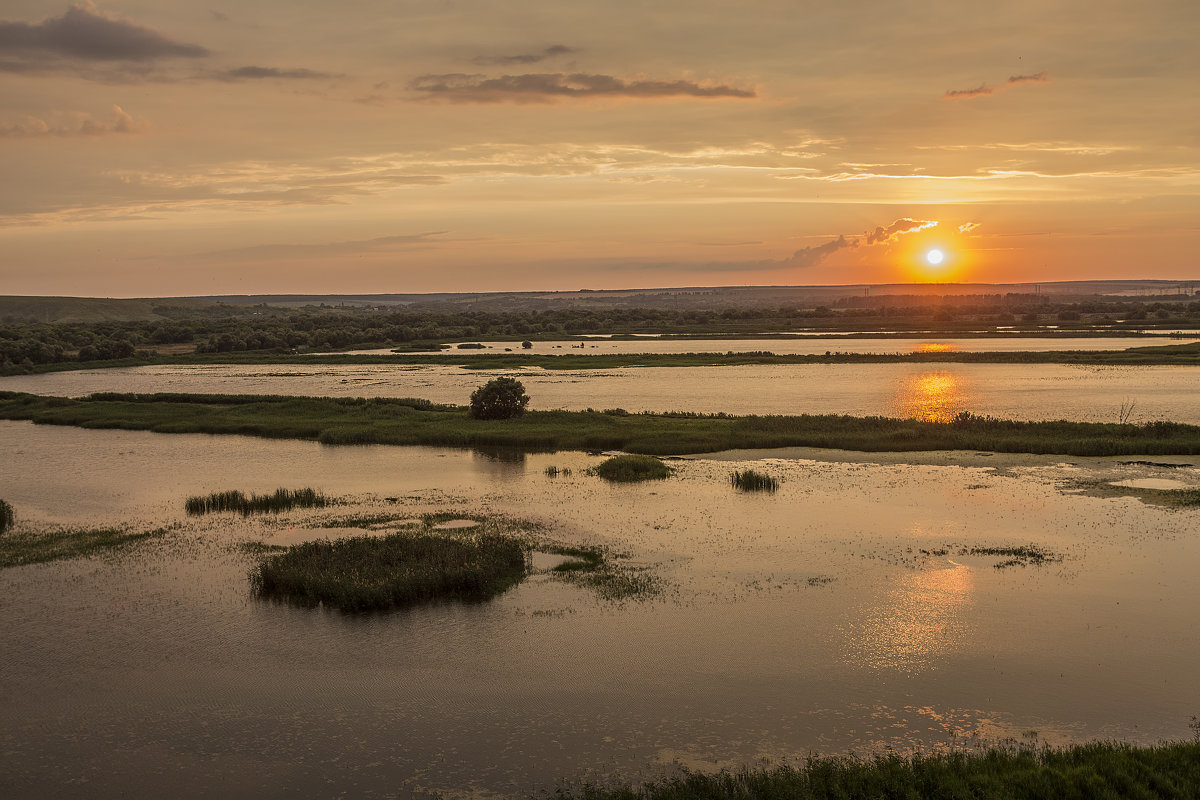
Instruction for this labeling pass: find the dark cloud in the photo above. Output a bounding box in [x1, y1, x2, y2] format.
[781, 235, 856, 268]
[0, 103, 136, 137]
[472, 45, 575, 66]
[0, 2, 209, 65]
[410, 72, 756, 102]
[864, 219, 938, 245]
[1008, 71, 1048, 84]
[215, 66, 338, 81]
[943, 84, 992, 99]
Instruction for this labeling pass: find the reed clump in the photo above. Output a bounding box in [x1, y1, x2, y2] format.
[591, 454, 672, 482]
[251, 531, 527, 612]
[185, 487, 328, 516]
[731, 469, 779, 492]
[0, 499, 13, 534]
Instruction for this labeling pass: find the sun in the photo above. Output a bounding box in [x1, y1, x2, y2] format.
[925, 248, 945, 266]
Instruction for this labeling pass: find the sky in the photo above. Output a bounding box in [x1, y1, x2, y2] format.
[1, 0, 1197, 297]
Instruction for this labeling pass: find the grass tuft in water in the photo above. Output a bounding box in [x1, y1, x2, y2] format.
[0, 499, 13, 534]
[250, 531, 528, 612]
[964, 544, 1061, 569]
[553, 740, 1200, 800]
[0, 525, 172, 568]
[545, 465, 573, 477]
[186, 487, 329, 516]
[731, 469, 780, 492]
[591, 454, 672, 483]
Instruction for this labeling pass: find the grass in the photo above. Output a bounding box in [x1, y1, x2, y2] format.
[591, 454, 673, 482]
[552, 740, 1200, 800]
[731, 469, 780, 492]
[965, 545, 1061, 569]
[185, 487, 329, 516]
[6, 390, 1200, 457]
[251, 530, 528, 612]
[0, 525, 170, 568]
[0, 499, 13, 534]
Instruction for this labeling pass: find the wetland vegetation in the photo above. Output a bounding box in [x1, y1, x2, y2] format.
[591, 454, 674, 482]
[185, 487, 329, 516]
[0, 524, 171, 568]
[730, 469, 780, 492]
[0, 499, 13, 533]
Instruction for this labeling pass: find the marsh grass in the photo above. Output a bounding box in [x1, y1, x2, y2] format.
[0, 525, 171, 568]
[592, 454, 673, 482]
[251, 530, 528, 612]
[186, 487, 329, 516]
[731, 469, 780, 492]
[0, 499, 13, 534]
[554, 740, 1200, 800]
[965, 544, 1061, 569]
[545, 465, 573, 477]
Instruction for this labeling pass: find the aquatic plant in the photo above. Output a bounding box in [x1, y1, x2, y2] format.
[250, 531, 528, 612]
[185, 488, 329, 516]
[730, 469, 779, 492]
[1, 525, 171, 568]
[591, 454, 672, 482]
[544, 465, 573, 477]
[0, 499, 13, 534]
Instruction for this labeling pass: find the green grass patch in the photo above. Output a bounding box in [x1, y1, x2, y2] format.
[591, 454, 673, 482]
[555, 740, 1200, 800]
[731, 469, 780, 492]
[251, 530, 528, 612]
[185, 487, 329, 516]
[0, 525, 170, 568]
[0, 499, 13, 534]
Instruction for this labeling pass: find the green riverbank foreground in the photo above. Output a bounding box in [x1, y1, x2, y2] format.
[4, 391, 1200, 457]
[554, 740, 1200, 800]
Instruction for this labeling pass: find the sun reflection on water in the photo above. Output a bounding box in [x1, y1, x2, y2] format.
[914, 343, 958, 354]
[897, 370, 970, 422]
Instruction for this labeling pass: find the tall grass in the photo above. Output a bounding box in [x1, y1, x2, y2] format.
[554, 740, 1200, 800]
[731, 469, 779, 492]
[185, 487, 328, 516]
[591, 454, 673, 482]
[0, 499, 13, 534]
[251, 531, 528, 612]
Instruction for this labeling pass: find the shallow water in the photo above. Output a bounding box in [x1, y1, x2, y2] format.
[2, 421, 1199, 798]
[3, 361, 1197, 423]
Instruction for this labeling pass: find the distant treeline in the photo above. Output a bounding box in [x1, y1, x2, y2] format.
[3, 299, 1199, 372]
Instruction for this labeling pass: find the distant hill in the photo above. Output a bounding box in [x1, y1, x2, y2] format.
[2, 280, 1195, 323]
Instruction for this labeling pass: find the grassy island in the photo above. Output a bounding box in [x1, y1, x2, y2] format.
[4, 390, 1200, 457]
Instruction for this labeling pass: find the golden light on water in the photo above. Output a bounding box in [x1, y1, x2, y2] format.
[897, 370, 969, 422]
[915, 343, 958, 354]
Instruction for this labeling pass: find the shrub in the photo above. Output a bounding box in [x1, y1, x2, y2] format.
[469, 377, 530, 420]
[591, 454, 672, 482]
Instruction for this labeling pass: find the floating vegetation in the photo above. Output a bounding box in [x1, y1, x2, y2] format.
[251, 531, 528, 612]
[544, 465, 573, 477]
[551, 740, 1200, 800]
[591, 454, 672, 483]
[730, 469, 780, 492]
[0, 525, 171, 568]
[185, 487, 329, 517]
[964, 544, 1061, 569]
[0, 499, 13, 534]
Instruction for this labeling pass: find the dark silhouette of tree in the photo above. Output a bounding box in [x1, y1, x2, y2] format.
[469, 377, 529, 420]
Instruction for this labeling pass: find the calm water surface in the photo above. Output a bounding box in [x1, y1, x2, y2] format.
[3, 362, 1198, 423]
[3, 421, 1199, 798]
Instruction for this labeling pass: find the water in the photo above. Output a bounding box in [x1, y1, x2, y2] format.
[3, 420, 1199, 798]
[3, 361, 1197, 423]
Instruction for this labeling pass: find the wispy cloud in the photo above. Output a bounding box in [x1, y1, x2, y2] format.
[958, 221, 981, 234]
[410, 73, 756, 103]
[1007, 71, 1048, 84]
[864, 218, 938, 244]
[944, 71, 1049, 99]
[471, 45, 575, 66]
[0, 104, 138, 137]
[782, 235, 856, 267]
[195, 231, 452, 261]
[943, 84, 992, 100]
[213, 66, 340, 81]
[0, 2, 208, 73]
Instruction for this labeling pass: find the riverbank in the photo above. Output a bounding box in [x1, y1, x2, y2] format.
[4, 391, 1200, 457]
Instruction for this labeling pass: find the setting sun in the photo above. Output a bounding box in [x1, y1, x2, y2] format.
[925, 249, 945, 266]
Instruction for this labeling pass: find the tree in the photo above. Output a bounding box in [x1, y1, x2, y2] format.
[521, 340, 533, 349]
[469, 377, 530, 420]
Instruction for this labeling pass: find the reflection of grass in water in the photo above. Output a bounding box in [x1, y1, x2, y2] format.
[558, 740, 1200, 800]
[0, 525, 172, 568]
[186, 488, 329, 516]
[731, 469, 779, 492]
[591, 454, 672, 482]
[0, 499, 13, 534]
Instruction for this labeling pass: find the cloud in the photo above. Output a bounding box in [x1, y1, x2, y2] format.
[1007, 71, 1048, 84]
[471, 45, 575, 66]
[864, 218, 938, 244]
[782, 235, 856, 268]
[195, 231, 451, 261]
[943, 84, 992, 99]
[0, 2, 209, 68]
[0, 104, 138, 137]
[409, 72, 756, 103]
[958, 221, 981, 234]
[214, 66, 339, 81]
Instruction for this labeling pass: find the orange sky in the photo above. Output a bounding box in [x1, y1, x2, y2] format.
[1, 1, 1197, 296]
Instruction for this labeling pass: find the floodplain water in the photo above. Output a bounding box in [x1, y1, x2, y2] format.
[4, 360, 1198, 422]
[3, 420, 1200, 798]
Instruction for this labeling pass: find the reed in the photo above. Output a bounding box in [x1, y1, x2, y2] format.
[0, 499, 13, 534]
[185, 487, 328, 516]
[730, 469, 779, 492]
[591, 454, 672, 482]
